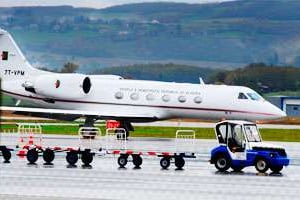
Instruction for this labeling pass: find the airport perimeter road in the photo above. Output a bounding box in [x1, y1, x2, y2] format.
[1, 136, 300, 200]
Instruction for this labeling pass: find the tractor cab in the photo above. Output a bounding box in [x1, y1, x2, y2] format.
[215, 121, 250, 153]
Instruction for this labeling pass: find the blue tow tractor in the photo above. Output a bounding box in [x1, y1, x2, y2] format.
[210, 120, 290, 173]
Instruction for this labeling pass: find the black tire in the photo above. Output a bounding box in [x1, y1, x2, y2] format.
[83, 136, 95, 139]
[125, 129, 129, 139]
[118, 155, 128, 168]
[43, 148, 55, 164]
[66, 151, 78, 165]
[132, 155, 143, 168]
[214, 154, 231, 172]
[231, 166, 244, 172]
[270, 165, 283, 173]
[2, 149, 11, 163]
[27, 149, 39, 164]
[255, 157, 269, 173]
[81, 151, 93, 166]
[175, 156, 185, 169]
[160, 157, 171, 169]
[116, 130, 126, 140]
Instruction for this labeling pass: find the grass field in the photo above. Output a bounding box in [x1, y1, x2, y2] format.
[1, 124, 300, 142]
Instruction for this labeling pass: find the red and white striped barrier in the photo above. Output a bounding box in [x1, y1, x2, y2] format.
[109, 149, 175, 157]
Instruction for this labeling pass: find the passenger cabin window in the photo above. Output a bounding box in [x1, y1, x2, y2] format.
[115, 92, 124, 100]
[162, 95, 170, 102]
[146, 93, 155, 101]
[130, 93, 139, 101]
[238, 93, 248, 100]
[178, 96, 187, 103]
[194, 96, 202, 104]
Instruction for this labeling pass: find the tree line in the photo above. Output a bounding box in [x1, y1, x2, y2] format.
[209, 63, 300, 93]
[41, 62, 300, 94]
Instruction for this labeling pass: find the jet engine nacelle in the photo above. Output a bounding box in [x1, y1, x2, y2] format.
[33, 74, 91, 99]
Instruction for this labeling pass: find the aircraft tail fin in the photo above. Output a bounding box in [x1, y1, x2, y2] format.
[0, 28, 43, 80]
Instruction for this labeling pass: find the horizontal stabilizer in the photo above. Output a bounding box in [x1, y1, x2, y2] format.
[0, 28, 6, 35]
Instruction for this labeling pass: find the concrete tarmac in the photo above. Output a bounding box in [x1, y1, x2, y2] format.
[0, 135, 300, 200]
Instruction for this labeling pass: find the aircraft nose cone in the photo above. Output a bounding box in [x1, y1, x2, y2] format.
[277, 109, 287, 118]
[270, 103, 287, 119]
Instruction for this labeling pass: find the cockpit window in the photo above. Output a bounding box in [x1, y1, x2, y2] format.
[247, 93, 261, 101]
[238, 93, 248, 99]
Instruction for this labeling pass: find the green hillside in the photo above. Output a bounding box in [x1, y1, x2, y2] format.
[93, 63, 218, 83]
[1, 1, 300, 71]
[210, 63, 300, 93]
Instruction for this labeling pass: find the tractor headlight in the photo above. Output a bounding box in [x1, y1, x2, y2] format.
[269, 153, 276, 158]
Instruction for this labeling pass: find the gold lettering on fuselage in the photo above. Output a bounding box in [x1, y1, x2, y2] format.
[119, 87, 200, 95]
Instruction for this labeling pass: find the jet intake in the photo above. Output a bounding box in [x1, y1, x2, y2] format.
[33, 74, 91, 99]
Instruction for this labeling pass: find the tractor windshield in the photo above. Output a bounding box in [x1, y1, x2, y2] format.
[244, 125, 261, 142]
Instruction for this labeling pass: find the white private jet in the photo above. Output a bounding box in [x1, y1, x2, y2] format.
[0, 28, 286, 136]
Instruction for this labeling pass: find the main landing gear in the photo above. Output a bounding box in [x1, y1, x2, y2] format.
[80, 118, 133, 139]
[117, 121, 133, 139]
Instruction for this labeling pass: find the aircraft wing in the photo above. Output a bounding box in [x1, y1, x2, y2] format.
[0, 106, 159, 122]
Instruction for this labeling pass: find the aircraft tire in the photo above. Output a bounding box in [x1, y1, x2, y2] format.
[27, 149, 39, 164]
[125, 128, 129, 139]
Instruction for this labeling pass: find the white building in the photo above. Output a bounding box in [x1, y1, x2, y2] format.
[268, 96, 300, 117]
